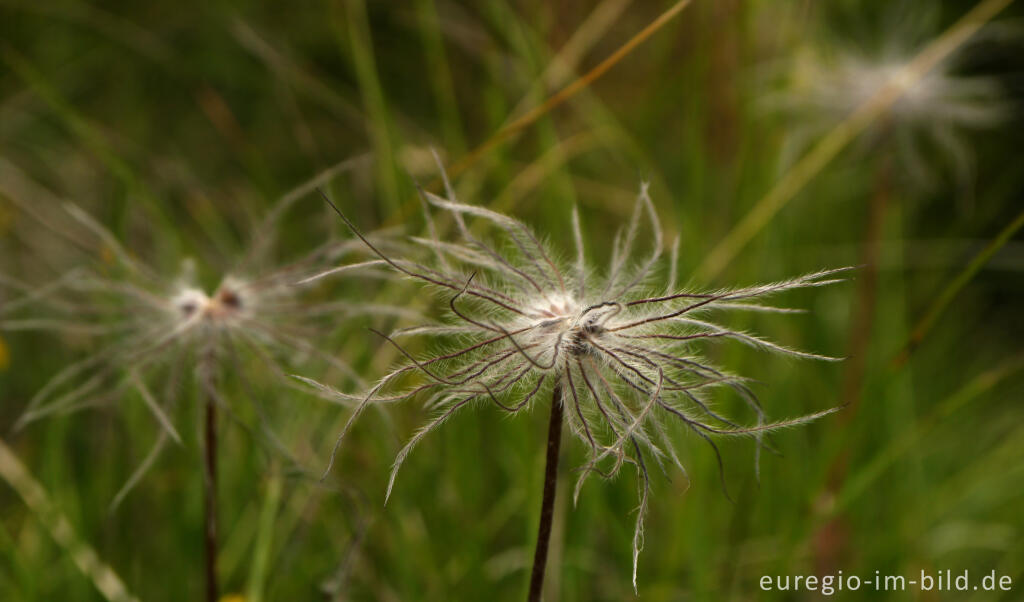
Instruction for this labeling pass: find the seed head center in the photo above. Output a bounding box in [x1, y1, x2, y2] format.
[172, 279, 248, 325]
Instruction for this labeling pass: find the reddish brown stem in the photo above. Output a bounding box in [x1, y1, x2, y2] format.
[527, 384, 564, 602]
[203, 371, 218, 602]
[838, 160, 890, 416]
[814, 157, 890, 576]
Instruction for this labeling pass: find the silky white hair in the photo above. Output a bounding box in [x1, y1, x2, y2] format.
[305, 163, 850, 591]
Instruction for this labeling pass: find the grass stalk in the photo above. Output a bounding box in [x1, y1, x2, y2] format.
[341, 0, 402, 213]
[0, 47, 179, 248]
[414, 0, 466, 154]
[245, 469, 283, 602]
[447, 0, 692, 181]
[384, 0, 693, 228]
[892, 206, 1024, 367]
[0, 438, 139, 602]
[837, 353, 1024, 514]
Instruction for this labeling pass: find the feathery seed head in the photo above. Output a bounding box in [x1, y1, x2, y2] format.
[313, 166, 851, 591]
[769, 22, 1008, 198]
[2, 194, 378, 508]
[788, 51, 1006, 130]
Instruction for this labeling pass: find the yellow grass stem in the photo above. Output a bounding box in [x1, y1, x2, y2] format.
[385, 0, 693, 227]
[0, 438, 139, 602]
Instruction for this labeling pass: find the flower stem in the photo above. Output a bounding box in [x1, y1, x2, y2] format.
[202, 353, 219, 602]
[528, 384, 563, 602]
[839, 155, 890, 415]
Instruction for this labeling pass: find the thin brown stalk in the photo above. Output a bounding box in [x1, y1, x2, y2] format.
[814, 155, 891, 574]
[839, 157, 890, 414]
[528, 384, 564, 602]
[202, 349, 219, 602]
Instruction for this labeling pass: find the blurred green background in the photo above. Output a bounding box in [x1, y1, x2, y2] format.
[1, 0, 1022, 600]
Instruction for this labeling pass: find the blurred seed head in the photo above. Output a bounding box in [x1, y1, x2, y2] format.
[1, 179, 393, 508]
[789, 50, 1006, 128]
[766, 11, 1010, 201]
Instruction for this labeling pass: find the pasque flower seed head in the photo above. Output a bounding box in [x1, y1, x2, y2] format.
[306, 165, 851, 589]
